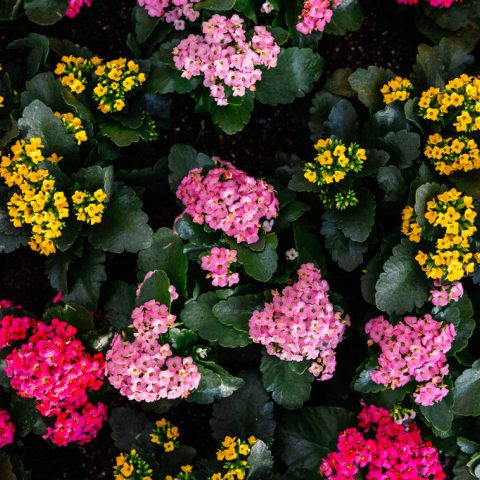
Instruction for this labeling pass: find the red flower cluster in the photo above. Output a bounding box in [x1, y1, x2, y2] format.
[0, 313, 34, 349]
[320, 404, 445, 479]
[0, 408, 15, 447]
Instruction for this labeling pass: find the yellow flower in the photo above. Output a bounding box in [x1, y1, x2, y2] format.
[164, 441, 175, 452]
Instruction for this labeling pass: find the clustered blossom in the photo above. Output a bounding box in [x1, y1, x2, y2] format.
[106, 296, 200, 402]
[296, 0, 341, 35]
[249, 263, 349, 381]
[0, 408, 15, 448]
[396, 0, 459, 8]
[431, 280, 464, 307]
[0, 312, 34, 349]
[114, 449, 154, 480]
[4, 318, 106, 446]
[380, 76, 413, 104]
[137, 0, 201, 30]
[66, 0, 93, 18]
[176, 160, 279, 244]
[201, 247, 239, 287]
[172, 14, 280, 106]
[150, 418, 180, 452]
[53, 111, 88, 145]
[365, 314, 456, 406]
[320, 403, 446, 479]
[210, 436, 258, 480]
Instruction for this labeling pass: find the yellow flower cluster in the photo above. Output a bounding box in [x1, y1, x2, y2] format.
[149, 418, 180, 453]
[71, 189, 107, 225]
[54, 55, 99, 94]
[54, 55, 146, 114]
[0, 64, 4, 108]
[210, 436, 257, 480]
[165, 465, 193, 480]
[380, 76, 413, 105]
[92, 58, 146, 114]
[113, 450, 153, 480]
[401, 206, 422, 243]
[411, 188, 479, 281]
[54, 112, 88, 145]
[304, 138, 367, 210]
[424, 133, 480, 175]
[0, 138, 68, 256]
[418, 74, 480, 132]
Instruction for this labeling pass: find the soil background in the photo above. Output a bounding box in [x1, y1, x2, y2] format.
[0, 0, 438, 478]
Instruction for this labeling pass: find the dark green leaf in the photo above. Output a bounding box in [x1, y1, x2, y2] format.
[135, 269, 172, 307]
[324, 0, 363, 36]
[323, 99, 358, 143]
[210, 94, 254, 135]
[246, 440, 274, 480]
[24, 0, 68, 25]
[212, 295, 262, 332]
[454, 360, 480, 416]
[101, 280, 136, 330]
[348, 66, 394, 111]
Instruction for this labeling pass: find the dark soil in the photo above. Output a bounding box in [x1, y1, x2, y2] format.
[0, 0, 427, 478]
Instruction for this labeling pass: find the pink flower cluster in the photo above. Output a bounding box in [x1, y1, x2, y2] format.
[0, 299, 15, 309]
[5, 318, 106, 446]
[320, 403, 446, 479]
[365, 314, 456, 406]
[201, 247, 239, 287]
[137, 0, 200, 30]
[0, 408, 15, 448]
[66, 0, 93, 18]
[296, 0, 340, 35]
[396, 0, 459, 7]
[431, 280, 464, 307]
[106, 299, 201, 402]
[249, 263, 348, 381]
[0, 313, 34, 349]
[176, 160, 279, 244]
[172, 14, 280, 105]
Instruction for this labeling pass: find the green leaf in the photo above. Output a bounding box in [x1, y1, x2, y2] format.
[454, 360, 480, 416]
[323, 0, 363, 36]
[375, 239, 429, 314]
[246, 440, 274, 480]
[137, 227, 188, 296]
[308, 91, 342, 141]
[99, 121, 143, 147]
[195, 0, 236, 10]
[323, 99, 358, 143]
[10, 394, 42, 437]
[321, 211, 368, 272]
[292, 221, 326, 272]
[276, 406, 354, 479]
[135, 269, 172, 307]
[209, 94, 254, 135]
[18, 99, 79, 166]
[101, 280, 136, 330]
[146, 56, 200, 95]
[361, 251, 389, 305]
[454, 456, 477, 480]
[174, 215, 215, 246]
[168, 144, 213, 192]
[63, 247, 106, 309]
[88, 183, 153, 254]
[377, 165, 408, 203]
[324, 68, 356, 97]
[187, 363, 244, 404]
[56, 302, 95, 331]
[210, 372, 275, 442]
[212, 294, 263, 332]
[234, 233, 278, 282]
[24, 0, 68, 25]
[379, 130, 420, 169]
[329, 188, 375, 242]
[260, 353, 312, 409]
[8, 33, 50, 80]
[168, 328, 198, 354]
[180, 292, 251, 347]
[420, 396, 454, 433]
[276, 201, 311, 231]
[133, 5, 160, 43]
[0, 0, 22, 21]
[0, 192, 29, 253]
[348, 66, 394, 112]
[256, 48, 324, 106]
[353, 367, 385, 394]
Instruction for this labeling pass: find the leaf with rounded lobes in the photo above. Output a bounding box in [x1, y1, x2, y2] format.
[24, 0, 68, 25]
[453, 456, 477, 480]
[146, 57, 200, 95]
[174, 215, 215, 246]
[101, 280, 136, 331]
[379, 130, 420, 169]
[420, 394, 454, 433]
[45, 302, 94, 331]
[246, 440, 274, 480]
[99, 121, 143, 147]
[133, 5, 160, 43]
[361, 251, 389, 305]
[375, 239, 430, 314]
[377, 165, 408, 203]
[212, 295, 263, 332]
[308, 90, 342, 141]
[209, 94, 254, 135]
[195, 0, 235, 10]
[180, 292, 251, 347]
[256, 48, 324, 106]
[88, 183, 153, 254]
[18, 99, 79, 167]
[324, 68, 356, 97]
[348, 66, 394, 112]
[0, 0, 22, 21]
[266, 27, 290, 45]
[63, 247, 107, 309]
[135, 269, 171, 308]
[454, 360, 480, 416]
[210, 372, 275, 442]
[137, 227, 188, 296]
[292, 221, 326, 272]
[10, 394, 42, 438]
[186, 363, 244, 404]
[260, 353, 312, 410]
[276, 406, 355, 479]
[324, 0, 363, 35]
[168, 328, 198, 354]
[323, 99, 358, 143]
[288, 172, 317, 192]
[234, 233, 278, 282]
[8, 33, 49, 80]
[321, 212, 368, 272]
[0, 191, 29, 253]
[276, 200, 311, 231]
[353, 367, 385, 394]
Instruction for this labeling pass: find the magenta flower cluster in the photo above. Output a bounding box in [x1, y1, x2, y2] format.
[249, 263, 348, 381]
[66, 0, 93, 18]
[431, 280, 464, 307]
[0, 408, 15, 448]
[4, 318, 106, 446]
[296, 0, 341, 35]
[396, 0, 459, 7]
[172, 14, 280, 105]
[320, 403, 446, 479]
[365, 314, 456, 406]
[0, 313, 34, 349]
[137, 0, 200, 30]
[176, 160, 279, 244]
[201, 247, 239, 287]
[106, 298, 201, 402]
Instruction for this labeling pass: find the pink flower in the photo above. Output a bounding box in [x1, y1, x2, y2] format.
[0, 409, 15, 447]
[296, 0, 341, 35]
[52, 292, 63, 304]
[249, 263, 349, 381]
[431, 280, 464, 307]
[201, 247, 239, 287]
[65, 0, 93, 18]
[138, 0, 201, 29]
